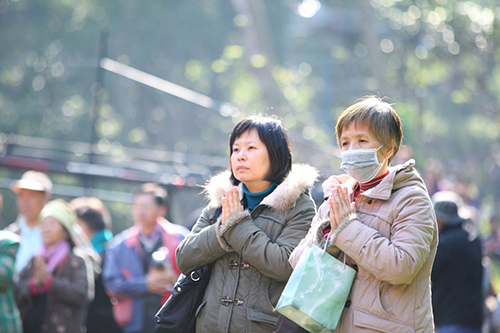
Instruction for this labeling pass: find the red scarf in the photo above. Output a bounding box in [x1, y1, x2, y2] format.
[353, 171, 389, 201]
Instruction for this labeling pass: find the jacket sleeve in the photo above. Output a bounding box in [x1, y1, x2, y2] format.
[288, 201, 328, 268]
[102, 245, 147, 296]
[333, 188, 436, 285]
[223, 193, 316, 282]
[289, 200, 341, 268]
[49, 253, 94, 306]
[0, 242, 19, 291]
[175, 207, 228, 274]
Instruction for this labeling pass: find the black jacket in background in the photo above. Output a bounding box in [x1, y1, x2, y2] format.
[87, 253, 122, 333]
[431, 223, 483, 329]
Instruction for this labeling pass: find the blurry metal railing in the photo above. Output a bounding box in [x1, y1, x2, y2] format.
[0, 133, 227, 189]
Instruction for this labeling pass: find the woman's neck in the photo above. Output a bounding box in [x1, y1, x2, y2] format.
[243, 180, 272, 193]
[370, 162, 389, 181]
[242, 182, 277, 212]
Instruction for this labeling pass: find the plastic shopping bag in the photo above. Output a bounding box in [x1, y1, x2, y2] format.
[275, 243, 356, 333]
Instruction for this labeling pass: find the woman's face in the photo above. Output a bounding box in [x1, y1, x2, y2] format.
[41, 216, 68, 247]
[231, 129, 271, 191]
[340, 121, 392, 165]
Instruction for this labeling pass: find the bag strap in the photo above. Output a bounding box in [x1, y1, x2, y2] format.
[322, 231, 348, 270]
[322, 232, 331, 254]
[209, 207, 222, 226]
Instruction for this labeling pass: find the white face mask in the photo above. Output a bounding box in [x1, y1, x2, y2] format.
[340, 146, 384, 183]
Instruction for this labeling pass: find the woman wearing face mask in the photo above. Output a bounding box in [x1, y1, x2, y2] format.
[286, 96, 438, 333]
[176, 116, 318, 332]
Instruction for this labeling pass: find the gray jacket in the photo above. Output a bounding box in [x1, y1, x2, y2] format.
[176, 164, 318, 333]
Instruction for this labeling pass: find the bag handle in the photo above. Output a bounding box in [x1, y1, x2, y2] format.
[322, 231, 348, 271]
[322, 231, 331, 254]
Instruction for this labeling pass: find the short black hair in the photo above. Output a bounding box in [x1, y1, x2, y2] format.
[134, 183, 168, 207]
[76, 206, 107, 232]
[229, 116, 292, 185]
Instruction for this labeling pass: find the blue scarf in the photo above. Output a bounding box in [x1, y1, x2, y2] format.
[91, 229, 113, 255]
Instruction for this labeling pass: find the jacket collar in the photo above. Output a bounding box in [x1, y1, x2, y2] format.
[204, 164, 318, 214]
[348, 159, 423, 201]
[124, 220, 178, 249]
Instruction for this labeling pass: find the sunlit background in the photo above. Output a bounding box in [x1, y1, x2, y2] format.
[1, 0, 499, 236]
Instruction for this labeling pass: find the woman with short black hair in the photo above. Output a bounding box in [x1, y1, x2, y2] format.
[176, 115, 318, 332]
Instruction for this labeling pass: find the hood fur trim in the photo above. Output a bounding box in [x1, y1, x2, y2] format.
[203, 164, 319, 213]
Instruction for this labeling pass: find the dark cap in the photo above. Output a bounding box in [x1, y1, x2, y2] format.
[432, 191, 466, 226]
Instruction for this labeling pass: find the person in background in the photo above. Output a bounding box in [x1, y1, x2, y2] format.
[0, 230, 22, 333]
[140, 183, 190, 237]
[482, 215, 500, 260]
[70, 196, 109, 279]
[431, 191, 483, 333]
[71, 196, 113, 232]
[75, 205, 114, 256]
[15, 199, 94, 333]
[287, 96, 437, 332]
[0, 193, 9, 228]
[103, 185, 184, 333]
[76, 204, 122, 333]
[6, 171, 52, 276]
[176, 116, 318, 332]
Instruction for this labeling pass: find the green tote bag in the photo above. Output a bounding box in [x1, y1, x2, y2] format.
[275, 242, 356, 333]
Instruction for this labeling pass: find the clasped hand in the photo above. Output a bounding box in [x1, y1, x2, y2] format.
[328, 185, 356, 231]
[221, 187, 243, 226]
[33, 256, 51, 286]
[146, 268, 178, 295]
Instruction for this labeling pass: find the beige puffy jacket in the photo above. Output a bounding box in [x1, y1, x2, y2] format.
[290, 160, 438, 333]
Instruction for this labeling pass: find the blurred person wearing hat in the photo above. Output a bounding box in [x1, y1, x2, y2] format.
[15, 199, 94, 333]
[431, 191, 483, 333]
[103, 184, 185, 333]
[5, 171, 52, 276]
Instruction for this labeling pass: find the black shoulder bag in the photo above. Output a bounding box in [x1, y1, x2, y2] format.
[155, 207, 221, 333]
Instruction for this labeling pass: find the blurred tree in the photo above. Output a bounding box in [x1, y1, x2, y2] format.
[1, 0, 500, 224]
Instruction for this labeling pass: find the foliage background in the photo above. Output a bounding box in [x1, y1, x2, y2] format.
[1, 0, 500, 231]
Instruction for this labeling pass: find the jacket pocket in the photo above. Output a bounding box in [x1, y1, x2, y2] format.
[195, 300, 207, 317]
[247, 307, 278, 325]
[377, 281, 395, 316]
[353, 309, 414, 333]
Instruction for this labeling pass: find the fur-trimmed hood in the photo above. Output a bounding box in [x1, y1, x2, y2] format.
[203, 164, 319, 214]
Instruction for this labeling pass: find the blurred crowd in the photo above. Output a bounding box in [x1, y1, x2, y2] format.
[1, 166, 499, 333]
[0, 170, 188, 333]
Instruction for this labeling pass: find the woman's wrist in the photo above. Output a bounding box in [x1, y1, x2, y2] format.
[331, 213, 357, 244]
